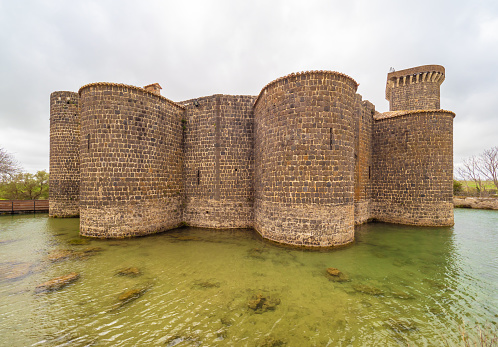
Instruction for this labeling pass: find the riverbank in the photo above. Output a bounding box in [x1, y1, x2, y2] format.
[454, 196, 498, 210]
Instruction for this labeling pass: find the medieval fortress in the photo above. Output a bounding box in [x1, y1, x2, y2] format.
[49, 64, 454, 247]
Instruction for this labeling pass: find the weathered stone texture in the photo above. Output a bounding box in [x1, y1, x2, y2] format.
[372, 111, 454, 226]
[254, 71, 358, 247]
[353, 95, 375, 225]
[49, 91, 80, 217]
[182, 95, 256, 228]
[386, 65, 445, 111]
[49, 64, 455, 246]
[78, 83, 184, 237]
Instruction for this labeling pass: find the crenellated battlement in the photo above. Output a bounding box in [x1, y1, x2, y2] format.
[385, 65, 445, 111]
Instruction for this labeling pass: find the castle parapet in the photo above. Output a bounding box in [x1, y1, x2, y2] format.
[385, 65, 445, 111]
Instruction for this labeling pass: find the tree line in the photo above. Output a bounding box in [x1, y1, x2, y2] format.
[455, 146, 498, 196]
[0, 147, 49, 200]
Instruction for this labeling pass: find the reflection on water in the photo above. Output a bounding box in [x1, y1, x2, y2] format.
[0, 209, 496, 346]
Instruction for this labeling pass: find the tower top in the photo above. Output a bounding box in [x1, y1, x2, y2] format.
[385, 65, 446, 111]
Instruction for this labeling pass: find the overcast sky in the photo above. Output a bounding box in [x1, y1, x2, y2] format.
[0, 0, 497, 173]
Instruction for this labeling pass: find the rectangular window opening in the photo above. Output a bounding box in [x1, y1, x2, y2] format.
[329, 128, 333, 149]
[368, 166, 371, 179]
[197, 170, 200, 185]
[87, 134, 90, 151]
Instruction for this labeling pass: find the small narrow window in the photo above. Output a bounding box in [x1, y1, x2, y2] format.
[197, 170, 200, 185]
[87, 134, 90, 151]
[329, 128, 333, 149]
[368, 166, 371, 179]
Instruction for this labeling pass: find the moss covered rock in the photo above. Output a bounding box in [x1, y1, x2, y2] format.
[35, 272, 80, 293]
[248, 293, 280, 313]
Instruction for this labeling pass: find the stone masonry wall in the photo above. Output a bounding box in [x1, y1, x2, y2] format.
[78, 83, 185, 237]
[254, 71, 358, 247]
[372, 110, 455, 226]
[49, 91, 80, 217]
[181, 95, 256, 228]
[353, 95, 375, 225]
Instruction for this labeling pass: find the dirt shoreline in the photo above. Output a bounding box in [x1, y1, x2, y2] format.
[453, 196, 498, 210]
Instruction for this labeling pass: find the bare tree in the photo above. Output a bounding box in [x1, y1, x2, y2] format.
[456, 156, 487, 196]
[0, 147, 21, 181]
[477, 146, 498, 190]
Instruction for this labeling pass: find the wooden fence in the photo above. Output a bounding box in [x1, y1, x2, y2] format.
[0, 200, 49, 214]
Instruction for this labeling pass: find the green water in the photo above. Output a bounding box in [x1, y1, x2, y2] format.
[0, 209, 496, 346]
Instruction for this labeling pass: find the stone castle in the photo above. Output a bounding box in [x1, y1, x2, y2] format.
[49, 64, 454, 247]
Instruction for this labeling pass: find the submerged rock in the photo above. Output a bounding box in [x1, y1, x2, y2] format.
[248, 293, 280, 313]
[352, 283, 384, 296]
[192, 280, 220, 289]
[0, 262, 33, 280]
[116, 267, 141, 277]
[385, 318, 417, 332]
[47, 249, 76, 262]
[47, 248, 100, 262]
[82, 247, 104, 254]
[258, 336, 286, 346]
[110, 284, 152, 311]
[326, 267, 341, 276]
[35, 272, 80, 293]
[325, 267, 350, 282]
[67, 238, 90, 246]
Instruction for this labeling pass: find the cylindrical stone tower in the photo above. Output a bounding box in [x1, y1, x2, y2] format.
[385, 65, 445, 111]
[49, 91, 80, 217]
[254, 71, 358, 247]
[78, 83, 185, 237]
[372, 110, 455, 226]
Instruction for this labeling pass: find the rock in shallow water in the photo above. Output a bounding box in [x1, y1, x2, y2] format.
[325, 267, 350, 282]
[248, 293, 280, 313]
[385, 318, 417, 332]
[35, 272, 80, 293]
[116, 267, 141, 277]
[0, 262, 35, 280]
[110, 284, 152, 311]
[352, 283, 384, 296]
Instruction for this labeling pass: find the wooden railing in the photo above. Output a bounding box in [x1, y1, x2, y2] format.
[0, 200, 49, 214]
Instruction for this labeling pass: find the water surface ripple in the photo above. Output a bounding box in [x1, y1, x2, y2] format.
[0, 209, 496, 346]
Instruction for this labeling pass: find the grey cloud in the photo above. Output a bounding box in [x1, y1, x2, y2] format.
[0, 0, 497, 172]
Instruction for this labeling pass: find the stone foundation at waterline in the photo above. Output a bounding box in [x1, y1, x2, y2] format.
[49, 64, 455, 247]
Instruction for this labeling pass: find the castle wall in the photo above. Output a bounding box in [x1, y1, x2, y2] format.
[78, 83, 184, 237]
[353, 95, 374, 225]
[49, 91, 80, 217]
[254, 71, 358, 247]
[181, 95, 256, 228]
[386, 65, 445, 111]
[371, 110, 455, 226]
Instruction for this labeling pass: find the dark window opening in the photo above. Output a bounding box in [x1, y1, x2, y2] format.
[197, 170, 200, 185]
[368, 166, 371, 179]
[87, 134, 90, 151]
[234, 168, 237, 172]
[329, 128, 333, 149]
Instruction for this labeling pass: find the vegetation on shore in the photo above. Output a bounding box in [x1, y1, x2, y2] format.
[0, 146, 49, 200]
